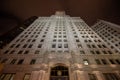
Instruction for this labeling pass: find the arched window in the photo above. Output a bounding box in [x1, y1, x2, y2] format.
[50, 66, 69, 80]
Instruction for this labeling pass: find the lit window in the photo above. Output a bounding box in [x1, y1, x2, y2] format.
[83, 59, 89, 65]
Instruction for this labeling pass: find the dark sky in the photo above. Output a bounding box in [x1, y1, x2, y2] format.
[0, 0, 120, 35]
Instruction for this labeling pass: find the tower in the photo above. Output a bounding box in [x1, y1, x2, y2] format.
[0, 12, 120, 80]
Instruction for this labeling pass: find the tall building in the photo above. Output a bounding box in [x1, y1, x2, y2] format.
[0, 11, 120, 80]
[92, 20, 120, 54]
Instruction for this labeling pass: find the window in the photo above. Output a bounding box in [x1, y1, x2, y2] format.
[95, 59, 101, 64]
[30, 59, 36, 65]
[83, 59, 89, 65]
[18, 50, 23, 54]
[53, 39, 56, 42]
[10, 59, 17, 64]
[24, 50, 29, 54]
[40, 39, 44, 42]
[90, 51, 95, 54]
[28, 44, 33, 48]
[38, 44, 42, 48]
[24, 74, 31, 80]
[96, 51, 100, 54]
[4, 50, 9, 54]
[1, 59, 8, 63]
[115, 59, 120, 64]
[35, 50, 40, 54]
[17, 59, 24, 65]
[108, 51, 113, 54]
[16, 44, 20, 48]
[64, 44, 68, 48]
[0, 73, 15, 80]
[10, 44, 15, 48]
[23, 44, 28, 48]
[88, 73, 98, 80]
[103, 73, 120, 80]
[101, 59, 108, 65]
[52, 44, 56, 48]
[9, 50, 15, 54]
[76, 39, 80, 42]
[109, 59, 115, 64]
[78, 44, 82, 48]
[80, 51, 85, 54]
[58, 44, 62, 48]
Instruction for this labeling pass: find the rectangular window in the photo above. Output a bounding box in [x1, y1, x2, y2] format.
[78, 44, 82, 48]
[30, 59, 36, 65]
[80, 51, 85, 54]
[17, 59, 24, 65]
[28, 44, 33, 48]
[83, 59, 89, 65]
[9, 50, 15, 54]
[115, 59, 120, 64]
[101, 59, 108, 65]
[58, 44, 62, 48]
[40, 39, 44, 42]
[88, 73, 98, 80]
[109, 59, 115, 64]
[16, 44, 20, 48]
[38, 44, 42, 48]
[23, 44, 28, 48]
[0, 73, 15, 80]
[103, 73, 120, 80]
[95, 59, 101, 64]
[35, 50, 40, 54]
[18, 50, 23, 54]
[24, 74, 31, 80]
[10, 59, 17, 64]
[64, 44, 68, 48]
[52, 44, 56, 48]
[24, 50, 29, 54]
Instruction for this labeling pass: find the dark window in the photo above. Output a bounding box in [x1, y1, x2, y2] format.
[95, 59, 101, 64]
[52, 44, 56, 48]
[64, 44, 68, 48]
[18, 50, 23, 54]
[38, 44, 42, 48]
[10, 59, 17, 64]
[109, 59, 115, 64]
[30, 59, 36, 65]
[40, 39, 44, 42]
[80, 50, 85, 54]
[17, 59, 24, 64]
[58, 44, 62, 48]
[1, 59, 8, 63]
[24, 50, 29, 54]
[103, 73, 120, 80]
[35, 50, 40, 54]
[28, 44, 33, 48]
[88, 73, 98, 80]
[101, 59, 108, 65]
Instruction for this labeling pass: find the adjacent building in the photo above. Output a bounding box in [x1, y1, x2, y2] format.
[0, 12, 120, 80]
[92, 20, 120, 54]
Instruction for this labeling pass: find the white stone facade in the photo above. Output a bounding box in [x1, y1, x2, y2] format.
[0, 12, 120, 80]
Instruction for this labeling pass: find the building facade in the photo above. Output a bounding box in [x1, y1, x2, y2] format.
[0, 12, 120, 80]
[92, 20, 120, 54]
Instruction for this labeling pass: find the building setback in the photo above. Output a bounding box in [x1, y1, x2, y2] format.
[0, 11, 120, 80]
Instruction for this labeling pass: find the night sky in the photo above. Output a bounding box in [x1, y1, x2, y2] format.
[0, 0, 120, 35]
